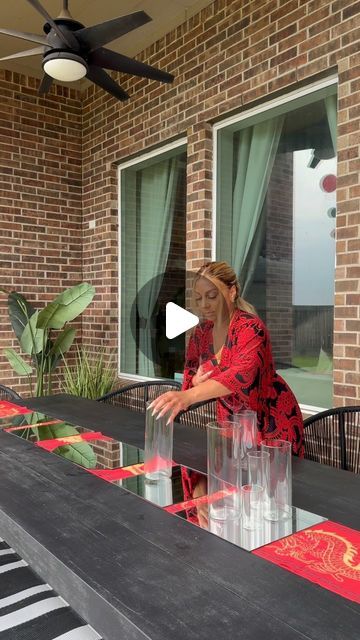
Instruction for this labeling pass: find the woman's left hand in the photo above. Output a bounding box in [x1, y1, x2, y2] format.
[149, 391, 191, 425]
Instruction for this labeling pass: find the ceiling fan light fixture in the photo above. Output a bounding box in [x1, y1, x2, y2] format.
[43, 51, 87, 81]
[1, 2, 173, 100]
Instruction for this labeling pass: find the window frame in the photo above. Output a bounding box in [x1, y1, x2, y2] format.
[212, 75, 338, 414]
[117, 138, 187, 381]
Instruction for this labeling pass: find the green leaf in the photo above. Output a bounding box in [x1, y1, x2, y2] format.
[35, 301, 62, 331]
[61, 346, 117, 399]
[7, 292, 36, 343]
[51, 327, 76, 357]
[35, 422, 97, 469]
[36, 421, 79, 441]
[1, 413, 35, 440]
[20, 311, 45, 355]
[56, 443, 97, 469]
[4, 348, 32, 375]
[37, 283, 95, 330]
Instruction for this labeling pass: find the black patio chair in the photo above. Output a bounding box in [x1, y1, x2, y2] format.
[97, 380, 181, 412]
[303, 406, 360, 473]
[0, 383, 22, 403]
[177, 398, 217, 430]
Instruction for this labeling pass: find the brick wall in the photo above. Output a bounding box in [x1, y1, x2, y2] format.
[80, 0, 360, 405]
[0, 71, 82, 395]
[333, 54, 360, 405]
[1, 0, 360, 405]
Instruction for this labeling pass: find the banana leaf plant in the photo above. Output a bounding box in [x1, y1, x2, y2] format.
[1, 283, 95, 397]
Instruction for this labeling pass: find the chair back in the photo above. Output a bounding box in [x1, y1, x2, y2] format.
[0, 384, 22, 403]
[97, 380, 181, 412]
[177, 399, 217, 430]
[303, 406, 360, 473]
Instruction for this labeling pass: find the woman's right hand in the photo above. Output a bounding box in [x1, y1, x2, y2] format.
[192, 364, 213, 387]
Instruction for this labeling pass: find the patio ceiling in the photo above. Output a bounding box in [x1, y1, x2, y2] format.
[0, 0, 213, 80]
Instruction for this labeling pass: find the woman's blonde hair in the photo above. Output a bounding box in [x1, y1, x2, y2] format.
[194, 261, 256, 315]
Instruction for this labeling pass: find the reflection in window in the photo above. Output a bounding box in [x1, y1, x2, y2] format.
[216, 86, 337, 408]
[120, 145, 186, 378]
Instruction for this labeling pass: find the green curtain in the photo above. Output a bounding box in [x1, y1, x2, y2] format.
[231, 116, 284, 282]
[325, 94, 337, 154]
[137, 158, 180, 377]
[241, 211, 266, 296]
[121, 171, 138, 374]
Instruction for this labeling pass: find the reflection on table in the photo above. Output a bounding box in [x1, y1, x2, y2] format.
[3, 409, 326, 553]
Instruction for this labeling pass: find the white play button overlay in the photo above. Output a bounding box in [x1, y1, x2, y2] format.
[166, 302, 199, 339]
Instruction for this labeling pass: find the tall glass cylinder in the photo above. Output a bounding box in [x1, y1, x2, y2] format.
[207, 422, 242, 521]
[221, 420, 244, 475]
[209, 513, 240, 545]
[144, 402, 173, 481]
[261, 439, 292, 521]
[144, 477, 173, 507]
[231, 409, 258, 462]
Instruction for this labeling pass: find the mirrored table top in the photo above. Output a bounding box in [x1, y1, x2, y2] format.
[3, 410, 327, 553]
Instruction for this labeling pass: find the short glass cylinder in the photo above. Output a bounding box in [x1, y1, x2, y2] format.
[207, 421, 242, 521]
[144, 401, 174, 481]
[240, 484, 264, 530]
[247, 450, 270, 488]
[260, 440, 292, 521]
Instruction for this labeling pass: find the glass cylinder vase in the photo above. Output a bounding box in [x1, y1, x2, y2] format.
[144, 477, 173, 507]
[261, 439, 292, 521]
[230, 409, 258, 466]
[207, 421, 242, 521]
[240, 484, 264, 530]
[247, 450, 270, 488]
[144, 401, 174, 481]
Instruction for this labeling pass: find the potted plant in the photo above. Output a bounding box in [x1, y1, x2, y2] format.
[62, 345, 117, 399]
[1, 283, 97, 467]
[2, 282, 95, 396]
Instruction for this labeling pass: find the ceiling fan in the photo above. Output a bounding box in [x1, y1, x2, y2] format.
[0, 0, 174, 101]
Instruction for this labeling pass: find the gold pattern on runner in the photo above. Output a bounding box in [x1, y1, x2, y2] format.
[273, 528, 360, 582]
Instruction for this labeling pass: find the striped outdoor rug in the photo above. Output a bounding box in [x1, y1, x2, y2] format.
[0, 539, 101, 640]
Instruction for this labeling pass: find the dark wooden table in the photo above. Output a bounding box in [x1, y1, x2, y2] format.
[0, 394, 358, 640]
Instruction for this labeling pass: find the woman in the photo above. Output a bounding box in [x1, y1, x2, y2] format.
[150, 261, 304, 519]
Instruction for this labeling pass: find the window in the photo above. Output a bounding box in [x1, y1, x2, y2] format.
[215, 82, 337, 409]
[119, 142, 187, 379]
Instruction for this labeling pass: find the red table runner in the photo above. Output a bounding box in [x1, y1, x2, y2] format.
[0, 401, 31, 418]
[253, 520, 360, 604]
[165, 488, 236, 514]
[35, 432, 113, 451]
[90, 458, 176, 481]
[5, 420, 62, 431]
[89, 463, 146, 481]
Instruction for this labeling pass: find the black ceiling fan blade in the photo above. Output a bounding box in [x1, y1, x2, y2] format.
[0, 28, 47, 46]
[26, 0, 79, 50]
[76, 11, 152, 52]
[0, 46, 45, 61]
[38, 73, 53, 95]
[87, 65, 129, 101]
[90, 48, 174, 84]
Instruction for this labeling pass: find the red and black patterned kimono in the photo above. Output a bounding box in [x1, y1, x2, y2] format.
[181, 309, 304, 503]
